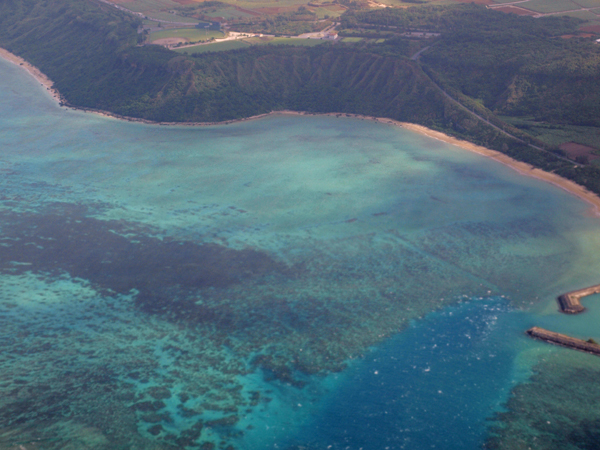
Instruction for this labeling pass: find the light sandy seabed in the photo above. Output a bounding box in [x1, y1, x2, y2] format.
[0, 47, 64, 103]
[2, 46, 599, 217]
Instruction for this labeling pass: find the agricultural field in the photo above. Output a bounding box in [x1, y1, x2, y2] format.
[254, 36, 333, 45]
[108, 0, 199, 23]
[145, 11, 199, 22]
[572, 0, 600, 7]
[499, 116, 600, 150]
[174, 35, 332, 54]
[518, 0, 583, 13]
[488, 0, 600, 23]
[311, 5, 347, 19]
[225, 0, 317, 9]
[149, 27, 224, 44]
[200, 7, 257, 20]
[490, 0, 600, 10]
[559, 142, 600, 165]
[110, 0, 181, 13]
[492, 5, 538, 15]
[375, 0, 458, 5]
[173, 40, 250, 53]
[562, 9, 600, 19]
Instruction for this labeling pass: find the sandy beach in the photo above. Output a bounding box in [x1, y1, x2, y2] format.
[398, 122, 600, 217]
[0, 47, 64, 103]
[2, 47, 599, 216]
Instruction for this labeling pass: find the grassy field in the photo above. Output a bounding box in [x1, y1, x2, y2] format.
[174, 40, 250, 53]
[260, 37, 332, 46]
[491, 0, 600, 11]
[174, 36, 332, 53]
[174, 41, 249, 55]
[150, 28, 224, 43]
[146, 11, 199, 23]
[562, 9, 600, 19]
[573, 0, 600, 7]
[201, 7, 257, 20]
[112, 0, 181, 13]
[520, 0, 582, 13]
[228, 0, 314, 9]
[378, 0, 454, 5]
[500, 116, 600, 149]
[311, 5, 347, 19]
[341, 37, 363, 42]
[109, 0, 198, 23]
[243, 36, 332, 46]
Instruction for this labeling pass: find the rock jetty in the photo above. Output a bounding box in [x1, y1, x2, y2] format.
[557, 284, 600, 314]
[527, 327, 600, 356]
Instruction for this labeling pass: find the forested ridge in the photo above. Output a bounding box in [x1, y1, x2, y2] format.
[2, 0, 600, 195]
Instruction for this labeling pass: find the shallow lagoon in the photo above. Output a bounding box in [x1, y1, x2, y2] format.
[1, 57, 600, 450]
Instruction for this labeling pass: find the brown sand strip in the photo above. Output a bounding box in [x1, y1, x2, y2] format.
[527, 327, 600, 356]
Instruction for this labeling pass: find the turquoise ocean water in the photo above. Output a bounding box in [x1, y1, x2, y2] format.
[1, 57, 600, 450]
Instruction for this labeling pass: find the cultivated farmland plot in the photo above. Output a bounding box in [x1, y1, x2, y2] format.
[256, 37, 331, 45]
[175, 35, 331, 54]
[491, 0, 524, 4]
[572, 0, 600, 7]
[232, 0, 314, 9]
[174, 40, 251, 54]
[150, 28, 224, 43]
[146, 11, 199, 22]
[111, 0, 182, 13]
[202, 7, 257, 20]
[563, 9, 600, 18]
[109, 0, 198, 23]
[520, 0, 583, 13]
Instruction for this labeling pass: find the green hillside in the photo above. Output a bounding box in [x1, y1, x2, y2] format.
[2, 0, 600, 194]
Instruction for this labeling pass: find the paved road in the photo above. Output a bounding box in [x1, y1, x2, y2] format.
[410, 46, 430, 61]
[413, 59, 576, 164]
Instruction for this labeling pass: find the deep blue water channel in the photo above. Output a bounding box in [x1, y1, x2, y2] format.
[301, 298, 528, 450]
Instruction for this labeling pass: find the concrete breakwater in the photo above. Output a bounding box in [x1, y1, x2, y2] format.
[527, 327, 600, 356]
[557, 284, 600, 314]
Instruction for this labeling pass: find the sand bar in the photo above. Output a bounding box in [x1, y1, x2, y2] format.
[2, 47, 599, 216]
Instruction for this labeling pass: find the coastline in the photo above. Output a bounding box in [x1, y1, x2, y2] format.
[0, 47, 64, 104]
[2, 46, 599, 217]
[398, 122, 600, 217]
